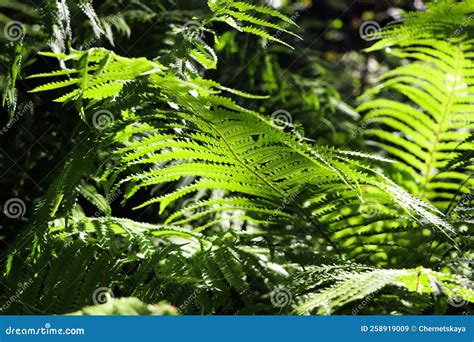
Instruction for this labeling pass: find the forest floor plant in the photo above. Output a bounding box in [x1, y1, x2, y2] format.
[0, 0, 472, 315]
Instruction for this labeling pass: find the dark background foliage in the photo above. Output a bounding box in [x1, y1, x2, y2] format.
[1, 0, 471, 316]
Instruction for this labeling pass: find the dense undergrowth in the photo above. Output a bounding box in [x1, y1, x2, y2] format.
[0, 0, 472, 315]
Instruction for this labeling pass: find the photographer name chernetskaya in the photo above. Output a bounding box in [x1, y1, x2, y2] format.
[418, 326, 466, 333]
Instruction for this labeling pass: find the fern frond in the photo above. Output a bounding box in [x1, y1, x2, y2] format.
[358, 1, 474, 212]
[28, 47, 458, 257]
[295, 266, 474, 314]
[3, 0, 470, 317]
[29, 48, 166, 104]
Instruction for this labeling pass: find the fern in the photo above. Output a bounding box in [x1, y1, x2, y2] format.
[21, 51, 467, 314]
[30, 49, 165, 103]
[0, 0, 132, 117]
[294, 266, 474, 314]
[1, 0, 472, 316]
[358, 0, 474, 212]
